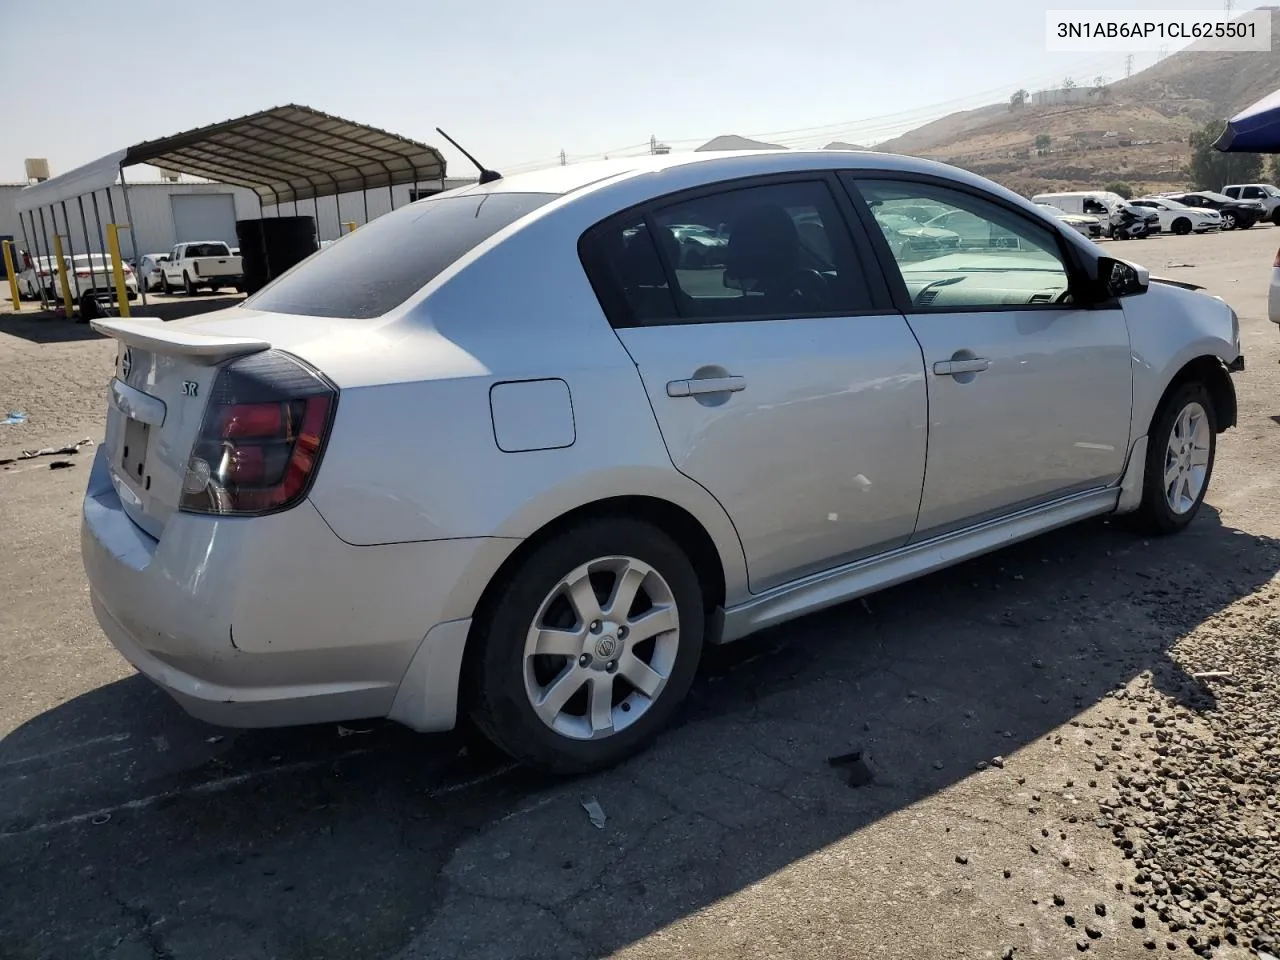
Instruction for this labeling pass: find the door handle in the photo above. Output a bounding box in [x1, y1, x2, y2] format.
[932, 358, 990, 376]
[667, 375, 747, 398]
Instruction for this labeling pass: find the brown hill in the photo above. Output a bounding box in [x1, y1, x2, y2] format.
[875, 14, 1280, 196]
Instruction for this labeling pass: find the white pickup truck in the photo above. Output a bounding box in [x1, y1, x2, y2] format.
[1221, 184, 1280, 225]
[159, 241, 244, 296]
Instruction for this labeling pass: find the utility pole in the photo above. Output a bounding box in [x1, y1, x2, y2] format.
[559, 149, 566, 166]
[1157, 44, 1168, 60]
[649, 134, 657, 155]
[1125, 54, 1134, 78]
[1224, 0, 1234, 13]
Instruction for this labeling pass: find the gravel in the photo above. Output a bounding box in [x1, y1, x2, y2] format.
[1085, 589, 1280, 955]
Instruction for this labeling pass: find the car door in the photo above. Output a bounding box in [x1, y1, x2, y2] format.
[842, 173, 1133, 540]
[581, 175, 929, 593]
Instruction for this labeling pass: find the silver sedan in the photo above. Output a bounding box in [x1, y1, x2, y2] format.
[82, 150, 1242, 773]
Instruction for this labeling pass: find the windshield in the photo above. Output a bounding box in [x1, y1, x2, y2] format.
[244, 192, 556, 319]
[1197, 192, 1233, 203]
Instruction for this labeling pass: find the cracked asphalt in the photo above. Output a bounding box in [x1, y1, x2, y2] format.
[2, 227, 1279, 959]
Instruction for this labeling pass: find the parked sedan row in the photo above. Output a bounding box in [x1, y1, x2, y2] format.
[83, 149, 1243, 774]
[1155, 190, 1270, 231]
[15, 253, 138, 301]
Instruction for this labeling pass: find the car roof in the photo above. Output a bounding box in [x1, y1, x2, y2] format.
[445, 149, 962, 199]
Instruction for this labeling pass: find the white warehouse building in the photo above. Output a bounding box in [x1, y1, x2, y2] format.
[1, 175, 475, 264]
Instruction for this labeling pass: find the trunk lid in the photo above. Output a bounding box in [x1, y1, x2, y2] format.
[92, 317, 270, 539]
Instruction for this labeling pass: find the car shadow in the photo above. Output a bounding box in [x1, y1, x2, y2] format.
[0, 294, 244, 343]
[0, 507, 1274, 959]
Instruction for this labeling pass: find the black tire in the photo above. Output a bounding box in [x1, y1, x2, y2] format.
[1271, 210, 1280, 227]
[77, 292, 100, 322]
[183, 272, 197, 296]
[466, 517, 705, 775]
[1172, 217, 1192, 236]
[1221, 213, 1237, 230]
[1130, 381, 1217, 535]
[161, 274, 171, 295]
[1239, 218, 1254, 230]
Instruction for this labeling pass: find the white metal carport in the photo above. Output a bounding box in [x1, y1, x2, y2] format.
[12, 104, 447, 316]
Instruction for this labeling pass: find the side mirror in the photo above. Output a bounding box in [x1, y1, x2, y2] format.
[1097, 256, 1148, 299]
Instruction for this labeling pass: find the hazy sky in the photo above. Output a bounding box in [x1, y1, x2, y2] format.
[0, 0, 1256, 182]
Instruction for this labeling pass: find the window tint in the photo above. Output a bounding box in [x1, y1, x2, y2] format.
[186, 243, 230, 257]
[245, 192, 555, 319]
[585, 180, 872, 326]
[1243, 187, 1263, 198]
[851, 178, 1072, 310]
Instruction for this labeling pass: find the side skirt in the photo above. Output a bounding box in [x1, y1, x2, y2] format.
[718, 486, 1120, 643]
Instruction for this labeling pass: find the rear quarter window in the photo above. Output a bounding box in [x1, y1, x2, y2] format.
[243, 192, 556, 319]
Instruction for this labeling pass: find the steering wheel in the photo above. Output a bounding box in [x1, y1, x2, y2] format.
[783, 269, 831, 310]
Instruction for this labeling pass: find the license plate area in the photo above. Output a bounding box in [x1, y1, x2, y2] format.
[121, 418, 151, 488]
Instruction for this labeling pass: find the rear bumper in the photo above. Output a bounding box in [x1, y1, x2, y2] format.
[81, 446, 517, 730]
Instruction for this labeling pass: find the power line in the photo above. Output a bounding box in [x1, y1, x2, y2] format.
[499, 51, 1130, 174]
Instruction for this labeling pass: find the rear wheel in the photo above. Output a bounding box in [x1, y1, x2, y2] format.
[1131, 382, 1217, 535]
[1172, 217, 1192, 236]
[467, 517, 705, 774]
[161, 274, 171, 295]
[77, 292, 100, 322]
[183, 272, 197, 296]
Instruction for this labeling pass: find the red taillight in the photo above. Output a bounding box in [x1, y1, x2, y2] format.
[193, 261, 201, 276]
[221, 402, 284, 438]
[180, 352, 337, 517]
[75, 269, 90, 277]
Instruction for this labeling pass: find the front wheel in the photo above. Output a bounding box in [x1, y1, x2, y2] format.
[1131, 382, 1217, 535]
[1172, 218, 1192, 236]
[1221, 213, 1237, 230]
[466, 517, 705, 774]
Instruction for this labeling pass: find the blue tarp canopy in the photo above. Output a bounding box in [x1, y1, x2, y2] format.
[1215, 87, 1280, 152]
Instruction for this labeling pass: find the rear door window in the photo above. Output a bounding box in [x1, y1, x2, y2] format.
[245, 192, 556, 319]
[581, 179, 875, 327]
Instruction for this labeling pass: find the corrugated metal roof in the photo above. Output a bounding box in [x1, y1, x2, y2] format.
[124, 104, 447, 204]
[15, 104, 447, 212]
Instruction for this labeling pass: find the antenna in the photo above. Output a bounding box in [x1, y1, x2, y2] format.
[1125, 54, 1134, 78]
[434, 128, 502, 185]
[559, 149, 567, 166]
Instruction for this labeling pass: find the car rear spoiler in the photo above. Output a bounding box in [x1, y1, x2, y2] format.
[1148, 276, 1204, 292]
[91, 317, 270, 364]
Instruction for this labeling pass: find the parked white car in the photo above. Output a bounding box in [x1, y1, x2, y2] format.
[1130, 197, 1221, 235]
[14, 253, 59, 300]
[137, 253, 170, 292]
[20, 254, 138, 302]
[159, 241, 244, 295]
[1035, 204, 1105, 239]
[82, 150, 1243, 773]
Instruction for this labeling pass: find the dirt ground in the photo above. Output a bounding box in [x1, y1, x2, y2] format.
[2, 228, 1279, 960]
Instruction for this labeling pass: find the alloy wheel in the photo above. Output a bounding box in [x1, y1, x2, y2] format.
[522, 555, 680, 741]
[1163, 401, 1211, 515]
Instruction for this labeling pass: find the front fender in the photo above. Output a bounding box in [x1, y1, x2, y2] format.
[1123, 283, 1240, 438]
